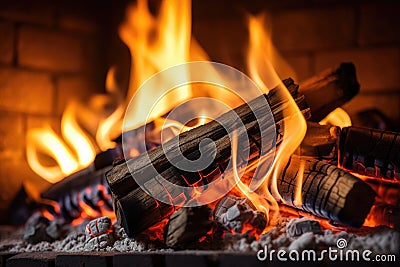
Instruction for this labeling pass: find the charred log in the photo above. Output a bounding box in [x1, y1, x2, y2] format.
[107, 79, 310, 237]
[366, 203, 400, 230]
[277, 156, 376, 227]
[300, 62, 359, 121]
[339, 126, 400, 180]
[300, 122, 340, 161]
[164, 206, 214, 248]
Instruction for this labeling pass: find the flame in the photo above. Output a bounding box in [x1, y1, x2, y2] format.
[320, 108, 352, 127]
[232, 14, 307, 226]
[26, 68, 123, 183]
[26, 102, 97, 184]
[61, 103, 96, 166]
[96, 67, 125, 150]
[120, 0, 195, 130]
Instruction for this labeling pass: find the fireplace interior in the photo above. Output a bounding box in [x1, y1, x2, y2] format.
[0, 0, 399, 266]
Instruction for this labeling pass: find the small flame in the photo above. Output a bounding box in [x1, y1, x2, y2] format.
[320, 108, 352, 127]
[26, 102, 97, 183]
[96, 68, 125, 150]
[26, 67, 125, 183]
[61, 102, 96, 167]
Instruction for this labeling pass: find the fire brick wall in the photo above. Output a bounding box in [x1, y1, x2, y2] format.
[0, 0, 399, 222]
[193, 0, 400, 129]
[0, 0, 110, 220]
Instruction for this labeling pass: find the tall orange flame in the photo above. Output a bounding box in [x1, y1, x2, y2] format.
[239, 14, 307, 225]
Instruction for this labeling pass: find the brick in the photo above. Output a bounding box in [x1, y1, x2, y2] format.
[285, 54, 313, 82]
[56, 253, 113, 267]
[0, 111, 24, 155]
[0, 153, 48, 215]
[0, 22, 14, 64]
[58, 16, 98, 34]
[315, 48, 400, 92]
[0, 1, 55, 26]
[56, 76, 98, 114]
[342, 94, 400, 126]
[359, 2, 400, 46]
[219, 252, 265, 267]
[0, 68, 53, 114]
[26, 115, 60, 133]
[113, 252, 164, 267]
[271, 7, 355, 52]
[7, 252, 56, 267]
[18, 26, 96, 73]
[193, 18, 247, 67]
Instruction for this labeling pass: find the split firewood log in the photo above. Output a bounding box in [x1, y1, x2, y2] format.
[276, 156, 376, 227]
[106, 78, 310, 237]
[299, 62, 359, 121]
[339, 126, 400, 180]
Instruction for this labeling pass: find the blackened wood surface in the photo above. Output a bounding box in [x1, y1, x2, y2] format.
[300, 62, 359, 121]
[164, 206, 214, 248]
[277, 156, 376, 227]
[107, 79, 310, 237]
[300, 122, 340, 161]
[339, 126, 400, 180]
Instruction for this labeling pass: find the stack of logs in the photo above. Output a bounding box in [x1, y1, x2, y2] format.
[40, 62, 399, 248]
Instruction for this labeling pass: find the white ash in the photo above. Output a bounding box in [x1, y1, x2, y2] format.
[1, 216, 398, 255]
[84, 216, 115, 251]
[23, 212, 64, 244]
[0, 217, 162, 253]
[224, 217, 400, 257]
[214, 195, 267, 233]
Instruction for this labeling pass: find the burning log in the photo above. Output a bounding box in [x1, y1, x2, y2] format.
[300, 62, 359, 121]
[164, 206, 214, 248]
[106, 79, 310, 237]
[300, 122, 339, 161]
[366, 203, 400, 230]
[367, 181, 400, 208]
[339, 126, 400, 180]
[276, 156, 376, 227]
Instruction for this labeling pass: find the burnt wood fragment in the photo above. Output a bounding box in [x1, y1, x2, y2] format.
[164, 206, 214, 248]
[300, 122, 340, 161]
[214, 195, 267, 234]
[300, 62, 359, 121]
[339, 126, 400, 180]
[366, 203, 400, 230]
[286, 218, 322, 237]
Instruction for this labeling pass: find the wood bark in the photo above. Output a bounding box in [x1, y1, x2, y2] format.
[300, 62, 359, 121]
[163, 206, 214, 248]
[107, 79, 311, 237]
[300, 122, 340, 161]
[276, 156, 376, 227]
[339, 126, 400, 180]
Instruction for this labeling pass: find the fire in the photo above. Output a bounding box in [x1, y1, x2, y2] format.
[120, 0, 204, 130]
[26, 0, 311, 230]
[26, 64, 124, 183]
[320, 108, 352, 127]
[235, 14, 307, 226]
[25, 0, 366, 235]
